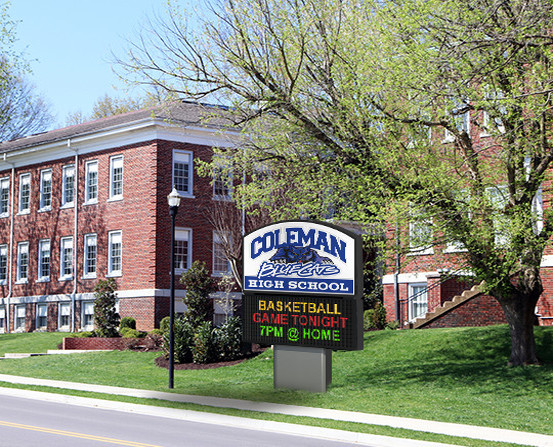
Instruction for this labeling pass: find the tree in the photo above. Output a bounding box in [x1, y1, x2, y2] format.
[93, 278, 120, 337]
[118, 0, 553, 365]
[180, 260, 215, 325]
[0, 4, 53, 140]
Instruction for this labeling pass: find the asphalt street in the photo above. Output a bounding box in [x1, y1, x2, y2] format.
[0, 394, 361, 447]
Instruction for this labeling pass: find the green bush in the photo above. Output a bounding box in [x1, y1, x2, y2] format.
[74, 331, 95, 338]
[214, 316, 242, 361]
[120, 327, 142, 338]
[160, 316, 171, 334]
[149, 328, 164, 336]
[364, 301, 387, 331]
[120, 317, 136, 330]
[192, 321, 216, 364]
[93, 279, 120, 337]
[163, 316, 195, 363]
[180, 261, 215, 325]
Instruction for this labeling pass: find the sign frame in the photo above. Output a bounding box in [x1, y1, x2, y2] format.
[242, 220, 364, 351]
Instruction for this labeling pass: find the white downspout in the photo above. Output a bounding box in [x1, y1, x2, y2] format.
[69, 139, 79, 332]
[4, 158, 15, 333]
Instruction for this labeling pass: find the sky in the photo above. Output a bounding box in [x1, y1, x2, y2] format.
[9, 0, 170, 129]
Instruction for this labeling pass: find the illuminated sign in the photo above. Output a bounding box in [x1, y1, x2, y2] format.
[243, 221, 359, 296]
[243, 220, 363, 351]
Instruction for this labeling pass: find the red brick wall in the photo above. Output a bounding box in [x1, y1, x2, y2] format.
[63, 337, 137, 350]
[422, 294, 506, 328]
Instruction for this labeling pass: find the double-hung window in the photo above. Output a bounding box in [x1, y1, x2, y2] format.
[62, 165, 75, 207]
[213, 231, 231, 275]
[60, 237, 73, 280]
[36, 304, 48, 330]
[19, 173, 31, 214]
[85, 160, 98, 204]
[0, 306, 5, 333]
[38, 239, 51, 281]
[84, 233, 97, 278]
[15, 305, 26, 331]
[0, 177, 9, 217]
[16, 242, 29, 283]
[108, 230, 122, 276]
[175, 228, 191, 272]
[173, 150, 193, 196]
[109, 155, 123, 200]
[0, 244, 7, 284]
[59, 302, 71, 331]
[82, 301, 94, 330]
[409, 284, 428, 321]
[39, 169, 52, 211]
[408, 206, 433, 255]
[212, 156, 232, 200]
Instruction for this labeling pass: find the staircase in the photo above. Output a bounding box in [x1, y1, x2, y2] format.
[411, 281, 485, 329]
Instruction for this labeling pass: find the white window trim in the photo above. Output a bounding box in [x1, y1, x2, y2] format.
[16, 241, 29, 284]
[84, 160, 99, 205]
[172, 149, 194, 198]
[408, 283, 428, 322]
[0, 244, 7, 285]
[408, 208, 434, 256]
[37, 239, 51, 282]
[81, 300, 95, 331]
[58, 302, 71, 332]
[14, 304, 26, 332]
[36, 303, 48, 330]
[212, 231, 231, 276]
[0, 177, 10, 218]
[61, 164, 75, 209]
[83, 233, 97, 279]
[59, 236, 74, 281]
[212, 156, 233, 201]
[174, 227, 192, 274]
[39, 169, 52, 212]
[107, 230, 123, 277]
[18, 173, 31, 215]
[108, 155, 124, 202]
[0, 305, 5, 333]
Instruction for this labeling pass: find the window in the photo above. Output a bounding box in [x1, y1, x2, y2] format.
[213, 232, 231, 275]
[173, 150, 193, 195]
[38, 239, 51, 281]
[487, 185, 510, 246]
[15, 305, 26, 331]
[85, 160, 98, 204]
[0, 177, 9, 217]
[60, 237, 73, 280]
[36, 304, 48, 330]
[409, 284, 428, 321]
[408, 207, 433, 255]
[59, 302, 71, 331]
[82, 301, 94, 330]
[16, 242, 29, 283]
[0, 244, 7, 284]
[19, 173, 30, 213]
[213, 157, 232, 199]
[108, 230, 122, 276]
[0, 306, 5, 333]
[39, 169, 52, 211]
[109, 155, 123, 200]
[175, 228, 191, 272]
[62, 165, 75, 207]
[84, 234, 97, 278]
[444, 104, 470, 143]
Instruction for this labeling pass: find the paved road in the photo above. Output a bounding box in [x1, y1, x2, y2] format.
[0, 394, 359, 447]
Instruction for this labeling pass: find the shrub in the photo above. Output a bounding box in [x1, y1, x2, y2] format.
[364, 301, 387, 331]
[214, 316, 242, 361]
[93, 278, 120, 337]
[74, 331, 95, 338]
[120, 327, 142, 338]
[149, 328, 164, 336]
[180, 261, 215, 325]
[160, 316, 171, 334]
[163, 316, 195, 363]
[120, 317, 136, 330]
[192, 320, 216, 364]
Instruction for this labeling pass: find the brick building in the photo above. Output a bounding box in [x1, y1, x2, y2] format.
[382, 111, 553, 330]
[0, 101, 240, 333]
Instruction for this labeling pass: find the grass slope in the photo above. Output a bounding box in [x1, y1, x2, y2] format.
[1, 325, 552, 435]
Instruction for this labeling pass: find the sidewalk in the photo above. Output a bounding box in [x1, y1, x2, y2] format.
[1, 373, 552, 447]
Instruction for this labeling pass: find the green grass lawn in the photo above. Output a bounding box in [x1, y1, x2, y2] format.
[1, 325, 553, 438]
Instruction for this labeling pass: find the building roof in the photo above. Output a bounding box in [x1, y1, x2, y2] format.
[0, 101, 237, 154]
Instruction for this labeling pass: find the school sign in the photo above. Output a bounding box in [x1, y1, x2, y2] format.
[243, 220, 364, 351]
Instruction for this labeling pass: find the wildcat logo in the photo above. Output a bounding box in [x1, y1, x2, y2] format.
[270, 244, 334, 265]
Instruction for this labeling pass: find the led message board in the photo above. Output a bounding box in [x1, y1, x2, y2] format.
[242, 220, 363, 351]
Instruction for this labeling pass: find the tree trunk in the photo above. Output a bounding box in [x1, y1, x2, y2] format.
[497, 292, 540, 366]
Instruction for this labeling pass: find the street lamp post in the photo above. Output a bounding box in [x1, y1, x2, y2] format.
[167, 187, 181, 389]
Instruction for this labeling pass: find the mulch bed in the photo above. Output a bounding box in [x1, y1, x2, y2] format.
[154, 344, 267, 370]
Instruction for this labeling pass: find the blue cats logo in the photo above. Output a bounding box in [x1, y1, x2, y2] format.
[269, 244, 334, 265]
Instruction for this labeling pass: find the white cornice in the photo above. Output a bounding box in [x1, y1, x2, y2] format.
[0, 119, 242, 172]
